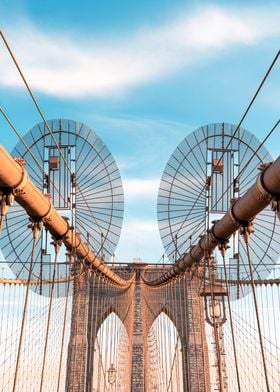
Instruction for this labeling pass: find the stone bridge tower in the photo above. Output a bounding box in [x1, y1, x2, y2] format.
[66, 263, 210, 391]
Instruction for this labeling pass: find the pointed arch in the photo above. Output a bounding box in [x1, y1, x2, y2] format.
[91, 311, 130, 392]
[146, 312, 184, 391]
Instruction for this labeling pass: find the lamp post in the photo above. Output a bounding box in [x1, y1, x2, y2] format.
[200, 259, 229, 392]
[107, 364, 117, 390]
[202, 283, 228, 327]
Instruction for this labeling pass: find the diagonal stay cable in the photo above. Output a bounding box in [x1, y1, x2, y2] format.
[212, 50, 279, 175]
[0, 106, 73, 208]
[1, 30, 122, 260]
[209, 118, 279, 214]
[160, 50, 279, 261]
[0, 31, 73, 176]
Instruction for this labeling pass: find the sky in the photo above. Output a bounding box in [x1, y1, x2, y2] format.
[0, 0, 279, 263]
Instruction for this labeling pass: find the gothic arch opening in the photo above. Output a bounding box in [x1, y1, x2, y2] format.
[147, 312, 184, 391]
[92, 312, 130, 392]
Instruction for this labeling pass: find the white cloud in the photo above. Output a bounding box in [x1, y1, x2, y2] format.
[1, 5, 279, 98]
[123, 178, 160, 199]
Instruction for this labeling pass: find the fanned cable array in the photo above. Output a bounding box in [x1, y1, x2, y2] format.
[0, 29, 279, 392]
[0, 280, 72, 391]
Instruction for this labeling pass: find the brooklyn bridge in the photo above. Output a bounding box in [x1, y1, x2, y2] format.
[0, 32, 279, 392]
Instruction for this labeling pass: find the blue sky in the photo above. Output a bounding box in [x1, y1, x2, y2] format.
[0, 1, 279, 262]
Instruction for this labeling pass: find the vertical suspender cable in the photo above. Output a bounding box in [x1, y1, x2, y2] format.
[244, 236, 270, 392]
[39, 240, 60, 392]
[221, 252, 241, 391]
[56, 253, 73, 392]
[12, 225, 40, 392]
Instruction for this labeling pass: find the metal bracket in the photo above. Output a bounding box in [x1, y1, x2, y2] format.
[51, 238, 63, 254]
[271, 199, 280, 220]
[218, 239, 230, 258]
[27, 219, 43, 239]
[239, 221, 255, 244]
[0, 193, 15, 232]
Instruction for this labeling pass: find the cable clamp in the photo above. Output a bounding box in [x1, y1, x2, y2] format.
[198, 236, 205, 252]
[255, 171, 273, 203]
[229, 201, 251, 228]
[209, 223, 230, 244]
[74, 232, 82, 249]
[40, 194, 53, 223]
[82, 243, 91, 260]
[13, 160, 28, 196]
[257, 163, 280, 218]
[60, 216, 71, 238]
[189, 245, 198, 264]
[230, 201, 255, 244]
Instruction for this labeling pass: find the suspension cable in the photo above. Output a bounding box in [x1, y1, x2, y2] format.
[207, 118, 280, 217]
[39, 239, 61, 392]
[220, 248, 241, 391]
[0, 106, 75, 209]
[167, 333, 179, 391]
[56, 252, 73, 392]
[0, 30, 122, 262]
[158, 51, 279, 262]
[242, 225, 270, 392]
[173, 118, 279, 260]
[220, 50, 279, 158]
[12, 222, 41, 392]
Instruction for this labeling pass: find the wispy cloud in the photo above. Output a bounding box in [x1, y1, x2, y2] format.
[1, 5, 279, 98]
[91, 114, 192, 177]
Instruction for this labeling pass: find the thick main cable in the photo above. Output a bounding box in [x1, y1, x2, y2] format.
[144, 155, 280, 285]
